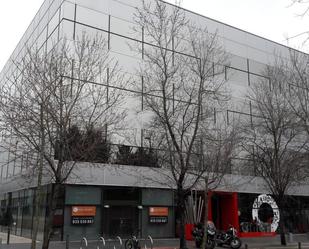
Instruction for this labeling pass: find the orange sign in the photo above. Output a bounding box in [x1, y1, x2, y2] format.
[149, 207, 168, 216]
[71, 206, 96, 217]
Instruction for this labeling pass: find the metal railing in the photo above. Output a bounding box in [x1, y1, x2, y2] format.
[97, 236, 106, 249]
[80, 237, 88, 249]
[71, 234, 153, 249]
[114, 236, 123, 249]
[144, 235, 153, 249]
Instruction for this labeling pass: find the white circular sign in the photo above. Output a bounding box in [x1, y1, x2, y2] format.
[252, 194, 280, 232]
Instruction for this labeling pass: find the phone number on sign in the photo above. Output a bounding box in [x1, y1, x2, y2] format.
[72, 217, 94, 225]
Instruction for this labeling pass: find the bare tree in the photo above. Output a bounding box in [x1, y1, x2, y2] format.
[291, 0, 309, 17]
[187, 24, 239, 248]
[241, 64, 309, 245]
[133, 1, 229, 248]
[288, 0, 309, 45]
[0, 34, 126, 249]
[195, 120, 240, 248]
[287, 50, 309, 136]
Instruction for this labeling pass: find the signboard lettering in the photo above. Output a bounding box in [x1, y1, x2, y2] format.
[71, 206, 96, 225]
[149, 207, 168, 224]
[252, 194, 280, 232]
[72, 217, 94, 225]
[149, 207, 168, 216]
[149, 216, 168, 224]
[71, 206, 96, 217]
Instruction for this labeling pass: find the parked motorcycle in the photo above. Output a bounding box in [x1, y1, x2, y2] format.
[192, 222, 216, 249]
[215, 225, 242, 249]
[125, 236, 141, 249]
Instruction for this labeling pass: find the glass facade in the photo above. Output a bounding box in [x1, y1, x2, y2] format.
[0, 188, 47, 240]
[0, 0, 294, 180]
[0, 0, 308, 239]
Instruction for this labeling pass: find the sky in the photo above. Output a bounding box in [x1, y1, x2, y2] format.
[0, 0, 308, 71]
[165, 0, 309, 49]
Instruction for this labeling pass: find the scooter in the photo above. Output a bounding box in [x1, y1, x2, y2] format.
[192, 222, 216, 249]
[215, 225, 242, 249]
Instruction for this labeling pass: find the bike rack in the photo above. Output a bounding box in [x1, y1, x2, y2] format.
[148, 235, 153, 249]
[114, 236, 123, 249]
[97, 236, 106, 249]
[144, 235, 153, 249]
[80, 237, 88, 249]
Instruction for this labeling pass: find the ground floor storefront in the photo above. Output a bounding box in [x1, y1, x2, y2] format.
[1, 185, 309, 240]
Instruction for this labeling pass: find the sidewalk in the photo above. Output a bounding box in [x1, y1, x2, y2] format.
[0, 232, 32, 244]
[0, 234, 309, 249]
[241, 234, 309, 248]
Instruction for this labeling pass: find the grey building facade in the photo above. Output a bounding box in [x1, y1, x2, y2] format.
[0, 0, 309, 241]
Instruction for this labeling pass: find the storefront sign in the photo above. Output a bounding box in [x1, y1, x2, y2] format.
[149, 207, 168, 224]
[71, 206, 96, 217]
[149, 207, 168, 216]
[149, 216, 168, 224]
[71, 206, 96, 225]
[72, 217, 94, 225]
[252, 194, 280, 232]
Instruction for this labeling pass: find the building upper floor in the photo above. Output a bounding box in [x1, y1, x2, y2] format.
[0, 0, 308, 185]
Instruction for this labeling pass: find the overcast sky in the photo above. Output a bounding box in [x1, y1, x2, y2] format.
[0, 0, 308, 71]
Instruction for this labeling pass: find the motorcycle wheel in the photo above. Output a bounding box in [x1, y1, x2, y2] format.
[230, 238, 242, 249]
[195, 240, 202, 248]
[125, 239, 134, 249]
[205, 239, 216, 249]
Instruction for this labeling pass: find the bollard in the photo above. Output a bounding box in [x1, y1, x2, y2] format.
[245, 244, 248, 249]
[66, 234, 70, 249]
[6, 227, 10, 245]
[298, 242, 301, 249]
[289, 233, 294, 243]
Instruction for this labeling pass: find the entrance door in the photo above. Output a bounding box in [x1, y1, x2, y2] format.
[103, 206, 138, 237]
[209, 193, 239, 231]
[211, 195, 222, 229]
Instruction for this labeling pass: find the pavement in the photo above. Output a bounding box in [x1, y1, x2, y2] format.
[0, 232, 32, 244]
[0, 233, 309, 249]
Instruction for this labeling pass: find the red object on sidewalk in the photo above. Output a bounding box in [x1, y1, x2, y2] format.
[185, 223, 194, 240]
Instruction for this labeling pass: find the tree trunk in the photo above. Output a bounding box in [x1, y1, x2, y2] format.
[275, 196, 286, 246]
[31, 104, 45, 249]
[42, 184, 60, 249]
[202, 188, 209, 249]
[31, 186, 44, 249]
[279, 209, 286, 246]
[178, 189, 187, 249]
